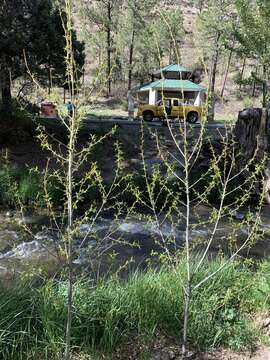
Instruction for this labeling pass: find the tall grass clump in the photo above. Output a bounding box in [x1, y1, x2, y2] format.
[0, 285, 42, 360]
[0, 164, 65, 208]
[0, 257, 268, 359]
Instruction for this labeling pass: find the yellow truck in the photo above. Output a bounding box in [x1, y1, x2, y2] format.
[137, 98, 203, 123]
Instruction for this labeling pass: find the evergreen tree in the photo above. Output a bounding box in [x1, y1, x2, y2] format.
[233, 0, 270, 107]
[116, 0, 184, 88]
[0, 0, 84, 116]
[198, 0, 235, 121]
[81, 0, 123, 97]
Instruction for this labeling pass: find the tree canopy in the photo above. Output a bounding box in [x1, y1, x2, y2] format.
[0, 0, 84, 116]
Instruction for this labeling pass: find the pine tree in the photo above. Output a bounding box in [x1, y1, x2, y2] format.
[0, 0, 84, 117]
[233, 0, 270, 107]
[117, 0, 184, 88]
[81, 0, 123, 97]
[198, 0, 235, 121]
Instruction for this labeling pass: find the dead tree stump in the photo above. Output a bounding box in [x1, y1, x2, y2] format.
[234, 107, 269, 203]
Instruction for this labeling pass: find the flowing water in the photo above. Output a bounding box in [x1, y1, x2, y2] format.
[1, 205, 270, 284]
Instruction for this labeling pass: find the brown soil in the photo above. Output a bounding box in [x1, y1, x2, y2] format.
[202, 347, 270, 360]
[110, 333, 270, 360]
[73, 345, 270, 360]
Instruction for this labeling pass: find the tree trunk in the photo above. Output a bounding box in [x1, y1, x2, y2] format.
[0, 62, 12, 116]
[252, 67, 258, 97]
[106, 0, 112, 97]
[234, 107, 269, 202]
[169, 41, 172, 64]
[182, 285, 191, 356]
[262, 64, 267, 107]
[48, 67, 52, 95]
[207, 33, 220, 122]
[235, 108, 268, 162]
[239, 58, 246, 91]
[128, 30, 135, 91]
[1, 86, 12, 114]
[220, 50, 232, 98]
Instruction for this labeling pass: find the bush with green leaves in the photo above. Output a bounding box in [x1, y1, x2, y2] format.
[0, 165, 64, 208]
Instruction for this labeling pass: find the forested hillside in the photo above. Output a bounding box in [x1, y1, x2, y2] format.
[72, 0, 270, 120]
[1, 0, 269, 121]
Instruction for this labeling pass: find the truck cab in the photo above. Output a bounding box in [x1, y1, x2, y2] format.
[137, 98, 203, 123]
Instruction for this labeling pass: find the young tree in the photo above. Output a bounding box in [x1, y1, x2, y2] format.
[139, 108, 265, 356]
[198, 0, 235, 121]
[233, 0, 270, 107]
[117, 1, 184, 88]
[81, 0, 123, 97]
[80, 0, 183, 92]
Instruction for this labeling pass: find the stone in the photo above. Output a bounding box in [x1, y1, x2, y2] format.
[0, 230, 19, 252]
[0, 239, 61, 282]
[5, 211, 13, 218]
[174, 351, 196, 360]
[263, 317, 270, 328]
[168, 349, 177, 359]
[0, 265, 15, 281]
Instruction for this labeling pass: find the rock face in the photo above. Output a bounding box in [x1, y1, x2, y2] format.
[235, 107, 268, 163]
[83, 121, 225, 183]
[235, 107, 270, 203]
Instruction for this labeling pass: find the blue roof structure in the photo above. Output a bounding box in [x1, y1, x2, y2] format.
[139, 79, 205, 92]
[153, 64, 192, 74]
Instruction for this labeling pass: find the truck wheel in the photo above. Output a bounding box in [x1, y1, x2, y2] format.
[143, 111, 154, 122]
[187, 112, 199, 124]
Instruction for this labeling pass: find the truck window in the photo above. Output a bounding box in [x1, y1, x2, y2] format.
[173, 99, 178, 106]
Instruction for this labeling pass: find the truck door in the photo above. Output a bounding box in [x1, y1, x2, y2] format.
[156, 99, 165, 117]
[171, 99, 180, 117]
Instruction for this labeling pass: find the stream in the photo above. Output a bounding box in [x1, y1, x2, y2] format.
[1, 205, 270, 284]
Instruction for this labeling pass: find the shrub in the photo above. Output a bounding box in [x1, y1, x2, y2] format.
[242, 97, 254, 109]
[0, 165, 64, 208]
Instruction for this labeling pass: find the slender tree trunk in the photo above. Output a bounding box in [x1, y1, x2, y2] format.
[64, 1, 76, 358]
[128, 29, 135, 91]
[182, 133, 191, 356]
[169, 41, 172, 64]
[65, 253, 73, 360]
[182, 285, 191, 355]
[262, 64, 267, 107]
[220, 50, 232, 98]
[207, 34, 220, 122]
[64, 136, 75, 360]
[106, 0, 112, 97]
[239, 58, 246, 91]
[0, 61, 12, 116]
[48, 67, 51, 95]
[252, 66, 258, 97]
[1, 86, 12, 114]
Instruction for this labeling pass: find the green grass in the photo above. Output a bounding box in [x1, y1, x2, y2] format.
[0, 165, 64, 208]
[83, 108, 128, 118]
[214, 113, 236, 123]
[0, 258, 270, 359]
